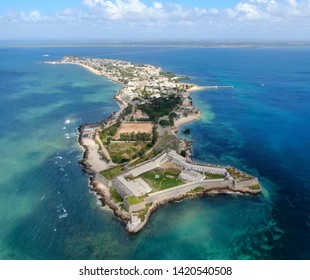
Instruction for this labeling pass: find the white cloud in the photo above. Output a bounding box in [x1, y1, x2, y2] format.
[81, 0, 214, 22]
[227, 0, 310, 22]
[153, 2, 163, 9]
[1, 0, 310, 39]
[3, 10, 45, 23]
[235, 3, 262, 20]
[83, 0, 105, 8]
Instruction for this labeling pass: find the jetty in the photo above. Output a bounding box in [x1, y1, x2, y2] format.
[205, 85, 234, 89]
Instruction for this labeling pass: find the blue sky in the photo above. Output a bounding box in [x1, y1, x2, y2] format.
[0, 0, 239, 12]
[0, 0, 309, 41]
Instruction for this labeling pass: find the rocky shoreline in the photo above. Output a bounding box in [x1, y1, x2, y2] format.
[65, 56, 262, 233]
[78, 125, 260, 233]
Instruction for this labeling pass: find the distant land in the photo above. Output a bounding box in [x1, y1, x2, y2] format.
[4, 40, 310, 48]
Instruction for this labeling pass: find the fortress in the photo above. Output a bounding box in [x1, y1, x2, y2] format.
[92, 149, 260, 232]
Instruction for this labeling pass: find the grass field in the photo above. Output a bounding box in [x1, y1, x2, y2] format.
[249, 184, 260, 190]
[204, 172, 225, 180]
[126, 196, 143, 205]
[188, 187, 205, 194]
[107, 142, 150, 164]
[130, 149, 156, 166]
[155, 134, 179, 151]
[140, 165, 184, 191]
[100, 166, 123, 180]
[109, 188, 123, 203]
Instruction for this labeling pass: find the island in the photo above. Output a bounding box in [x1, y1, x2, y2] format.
[46, 56, 261, 233]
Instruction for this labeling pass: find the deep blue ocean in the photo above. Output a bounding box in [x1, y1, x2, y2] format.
[0, 45, 309, 259]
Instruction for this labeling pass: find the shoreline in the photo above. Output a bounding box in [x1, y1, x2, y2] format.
[174, 113, 201, 129]
[66, 62, 102, 76]
[186, 85, 207, 92]
[46, 61, 126, 86]
[52, 56, 261, 233]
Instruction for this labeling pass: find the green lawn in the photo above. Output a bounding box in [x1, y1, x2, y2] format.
[109, 188, 123, 203]
[100, 165, 123, 180]
[249, 184, 260, 190]
[188, 187, 205, 194]
[204, 172, 225, 180]
[140, 168, 184, 191]
[126, 196, 143, 205]
[137, 203, 152, 221]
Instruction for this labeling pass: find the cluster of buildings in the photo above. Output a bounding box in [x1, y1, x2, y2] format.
[111, 150, 230, 202]
[61, 56, 193, 101]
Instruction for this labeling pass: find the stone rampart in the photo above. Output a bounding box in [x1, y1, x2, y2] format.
[234, 178, 259, 189]
[145, 179, 232, 203]
[123, 197, 146, 213]
[95, 173, 112, 187]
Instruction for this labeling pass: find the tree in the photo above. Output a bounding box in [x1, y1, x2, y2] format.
[152, 125, 158, 145]
[159, 119, 170, 127]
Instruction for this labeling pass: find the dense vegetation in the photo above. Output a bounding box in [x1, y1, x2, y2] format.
[120, 104, 133, 118]
[160, 71, 189, 81]
[159, 119, 170, 127]
[160, 72, 177, 79]
[138, 95, 181, 122]
[119, 132, 151, 142]
[107, 142, 150, 164]
[169, 112, 177, 126]
[151, 125, 158, 145]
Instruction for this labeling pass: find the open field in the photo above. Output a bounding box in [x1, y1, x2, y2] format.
[155, 133, 179, 150]
[140, 163, 184, 191]
[107, 142, 150, 164]
[204, 172, 225, 180]
[100, 165, 123, 180]
[126, 196, 143, 205]
[115, 122, 153, 139]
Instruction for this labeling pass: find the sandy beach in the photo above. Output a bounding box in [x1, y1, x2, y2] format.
[187, 85, 207, 92]
[174, 114, 200, 128]
[64, 62, 101, 76]
[81, 137, 109, 172]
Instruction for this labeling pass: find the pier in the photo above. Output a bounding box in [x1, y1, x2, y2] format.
[205, 85, 234, 89]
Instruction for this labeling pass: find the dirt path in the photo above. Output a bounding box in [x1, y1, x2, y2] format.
[95, 131, 114, 165]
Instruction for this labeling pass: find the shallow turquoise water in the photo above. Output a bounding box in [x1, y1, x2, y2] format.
[0, 46, 309, 259]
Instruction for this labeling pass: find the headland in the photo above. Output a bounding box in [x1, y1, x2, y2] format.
[46, 56, 261, 233]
